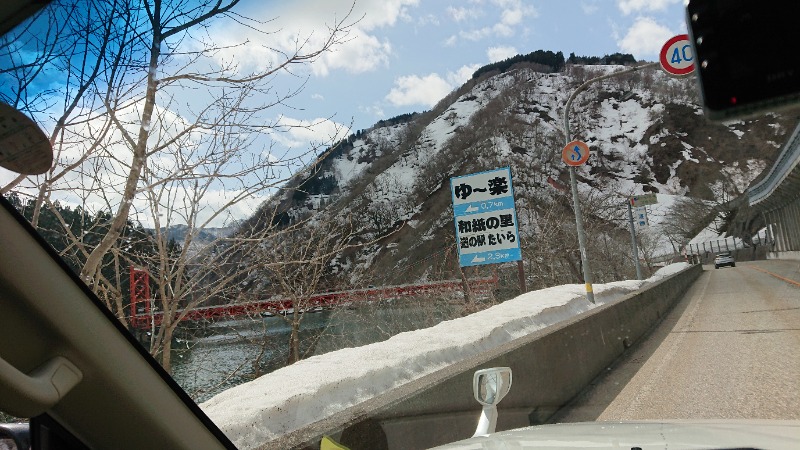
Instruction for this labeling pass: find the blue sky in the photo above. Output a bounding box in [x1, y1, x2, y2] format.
[1, 0, 689, 226]
[224, 0, 688, 145]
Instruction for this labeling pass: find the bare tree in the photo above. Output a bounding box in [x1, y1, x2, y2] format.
[1, 0, 118, 217]
[661, 196, 716, 246]
[77, 0, 356, 287]
[3, 0, 359, 372]
[243, 215, 360, 364]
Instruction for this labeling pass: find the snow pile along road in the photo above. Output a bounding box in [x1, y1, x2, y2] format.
[201, 263, 691, 449]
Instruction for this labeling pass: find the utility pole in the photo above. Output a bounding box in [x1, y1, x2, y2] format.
[563, 62, 657, 304]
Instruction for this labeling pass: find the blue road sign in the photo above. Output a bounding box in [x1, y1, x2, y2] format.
[450, 167, 521, 267]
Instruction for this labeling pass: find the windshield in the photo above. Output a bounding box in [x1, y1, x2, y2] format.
[2, 1, 799, 449]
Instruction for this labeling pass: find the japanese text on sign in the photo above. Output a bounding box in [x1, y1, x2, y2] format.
[457, 211, 517, 251]
[450, 167, 521, 267]
[453, 176, 509, 200]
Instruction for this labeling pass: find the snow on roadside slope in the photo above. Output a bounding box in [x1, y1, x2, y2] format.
[201, 263, 691, 448]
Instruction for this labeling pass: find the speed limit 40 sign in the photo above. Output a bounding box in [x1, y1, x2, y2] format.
[660, 34, 695, 76]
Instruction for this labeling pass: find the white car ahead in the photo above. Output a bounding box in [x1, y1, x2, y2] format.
[714, 252, 735, 269]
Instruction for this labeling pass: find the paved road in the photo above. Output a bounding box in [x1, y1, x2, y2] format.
[554, 260, 800, 422]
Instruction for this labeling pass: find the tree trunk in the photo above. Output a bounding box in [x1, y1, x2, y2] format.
[287, 315, 300, 365]
[161, 324, 174, 374]
[80, 27, 162, 285]
[459, 264, 477, 315]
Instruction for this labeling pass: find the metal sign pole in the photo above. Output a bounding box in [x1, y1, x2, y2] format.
[563, 62, 657, 304]
[516, 260, 526, 294]
[627, 201, 644, 280]
[568, 165, 594, 303]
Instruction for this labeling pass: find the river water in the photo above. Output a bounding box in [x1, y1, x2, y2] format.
[170, 299, 466, 402]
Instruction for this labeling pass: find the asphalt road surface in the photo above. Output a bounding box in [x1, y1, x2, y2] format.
[553, 260, 800, 422]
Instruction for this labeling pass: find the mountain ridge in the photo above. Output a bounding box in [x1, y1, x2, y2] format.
[245, 60, 799, 294]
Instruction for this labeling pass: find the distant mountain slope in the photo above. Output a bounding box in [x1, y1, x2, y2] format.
[246, 61, 799, 294]
[149, 224, 235, 248]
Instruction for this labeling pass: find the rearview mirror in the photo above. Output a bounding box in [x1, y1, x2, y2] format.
[472, 367, 512, 436]
[0, 102, 53, 174]
[686, 0, 800, 120]
[0, 423, 30, 450]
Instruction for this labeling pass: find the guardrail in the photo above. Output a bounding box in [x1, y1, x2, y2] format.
[683, 226, 774, 255]
[747, 121, 800, 206]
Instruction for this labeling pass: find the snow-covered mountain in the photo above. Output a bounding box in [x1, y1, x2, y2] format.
[249, 61, 799, 293]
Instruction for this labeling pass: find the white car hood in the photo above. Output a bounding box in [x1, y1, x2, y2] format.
[432, 420, 800, 449]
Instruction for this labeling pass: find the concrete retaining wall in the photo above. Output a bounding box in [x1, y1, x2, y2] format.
[278, 264, 703, 450]
[768, 250, 800, 260]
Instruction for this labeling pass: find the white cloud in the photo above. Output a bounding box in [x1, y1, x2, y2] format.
[269, 116, 351, 149]
[358, 0, 420, 29]
[129, 189, 271, 228]
[499, 6, 524, 26]
[311, 29, 393, 76]
[581, 1, 600, 14]
[609, 18, 622, 41]
[385, 74, 453, 107]
[276, 0, 420, 31]
[450, 0, 537, 44]
[447, 6, 481, 22]
[416, 14, 440, 26]
[184, 190, 270, 228]
[311, 93, 324, 101]
[493, 0, 537, 23]
[618, 17, 673, 57]
[205, 0, 419, 77]
[4, 98, 284, 228]
[492, 23, 514, 38]
[448, 64, 481, 85]
[360, 105, 385, 118]
[460, 27, 491, 42]
[617, 0, 682, 15]
[386, 64, 480, 107]
[487, 46, 518, 63]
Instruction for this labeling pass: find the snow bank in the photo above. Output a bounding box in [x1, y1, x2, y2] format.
[201, 263, 690, 448]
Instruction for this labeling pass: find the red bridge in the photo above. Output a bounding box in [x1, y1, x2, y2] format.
[129, 268, 498, 329]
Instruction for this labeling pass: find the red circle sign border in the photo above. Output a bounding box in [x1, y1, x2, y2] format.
[562, 140, 590, 166]
[659, 34, 694, 76]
